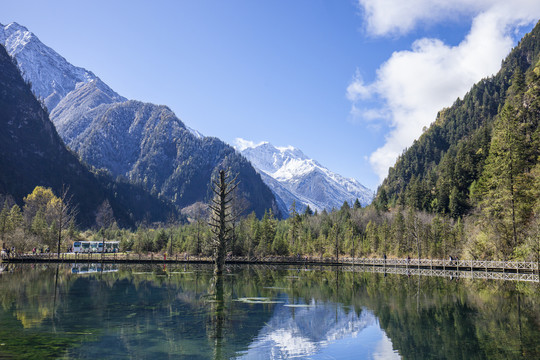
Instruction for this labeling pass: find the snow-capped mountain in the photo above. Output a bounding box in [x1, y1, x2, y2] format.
[0, 22, 280, 217]
[0, 22, 97, 112]
[236, 139, 374, 215]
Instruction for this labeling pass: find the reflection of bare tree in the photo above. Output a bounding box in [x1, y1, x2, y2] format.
[52, 263, 59, 332]
[208, 275, 225, 360]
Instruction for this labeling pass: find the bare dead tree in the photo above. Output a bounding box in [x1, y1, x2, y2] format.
[54, 185, 78, 259]
[96, 199, 114, 256]
[209, 170, 239, 275]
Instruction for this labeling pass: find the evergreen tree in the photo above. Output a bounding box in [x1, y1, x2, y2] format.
[258, 209, 277, 255]
[391, 209, 406, 256]
[0, 202, 9, 247]
[288, 201, 301, 251]
[376, 188, 389, 212]
[475, 103, 532, 257]
[154, 229, 169, 252]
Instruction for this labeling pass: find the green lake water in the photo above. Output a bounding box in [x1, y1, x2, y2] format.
[0, 263, 538, 359]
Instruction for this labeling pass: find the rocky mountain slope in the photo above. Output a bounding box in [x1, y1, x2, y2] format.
[0, 22, 97, 112]
[237, 140, 373, 214]
[0, 22, 279, 218]
[0, 44, 176, 227]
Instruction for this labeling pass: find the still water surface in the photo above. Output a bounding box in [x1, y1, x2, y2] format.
[0, 263, 538, 359]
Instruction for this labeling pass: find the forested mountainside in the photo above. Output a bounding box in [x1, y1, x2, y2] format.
[375, 20, 540, 220]
[53, 89, 278, 217]
[0, 44, 176, 227]
[0, 22, 279, 218]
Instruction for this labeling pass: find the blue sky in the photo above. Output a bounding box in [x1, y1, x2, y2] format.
[2, 1, 540, 190]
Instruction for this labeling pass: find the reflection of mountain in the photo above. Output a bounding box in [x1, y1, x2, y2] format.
[239, 296, 382, 359]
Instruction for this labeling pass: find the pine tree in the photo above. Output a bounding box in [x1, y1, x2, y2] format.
[259, 209, 277, 255]
[0, 202, 9, 247]
[475, 103, 532, 257]
[288, 201, 301, 251]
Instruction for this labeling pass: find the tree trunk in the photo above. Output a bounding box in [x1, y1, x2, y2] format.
[209, 170, 238, 275]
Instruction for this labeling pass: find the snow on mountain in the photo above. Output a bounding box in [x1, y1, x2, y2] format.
[238, 298, 380, 359]
[51, 78, 127, 143]
[0, 21, 208, 144]
[0, 22, 278, 216]
[0, 22, 97, 112]
[236, 139, 374, 215]
[187, 126, 204, 139]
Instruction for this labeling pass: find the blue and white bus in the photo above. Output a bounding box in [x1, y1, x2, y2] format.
[73, 241, 119, 253]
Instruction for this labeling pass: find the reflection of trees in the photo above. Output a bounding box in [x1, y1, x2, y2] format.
[0, 264, 538, 359]
[0, 264, 277, 358]
[0, 265, 67, 328]
[327, 271, 539, 360]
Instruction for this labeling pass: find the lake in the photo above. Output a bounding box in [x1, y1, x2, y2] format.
[0, 263, 538, 359]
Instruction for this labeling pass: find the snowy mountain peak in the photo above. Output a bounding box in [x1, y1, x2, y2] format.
[235, 138, 374, 215]
[0, 22, 97, 111]
[3, 22, 29, 32]
[235, 138, 312, 179]
[1, 22, 30, 39]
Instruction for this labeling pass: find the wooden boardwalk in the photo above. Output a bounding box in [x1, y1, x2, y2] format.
[2, 253, 538, 282]
[2, 253, 538, 273]
[341, 265, 540, 282]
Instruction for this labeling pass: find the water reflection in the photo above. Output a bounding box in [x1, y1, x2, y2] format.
[238, 299, 400, 359]
[0, 264, 537, 359]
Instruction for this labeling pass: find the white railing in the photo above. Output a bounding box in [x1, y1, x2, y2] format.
[2, 253, 538, 272]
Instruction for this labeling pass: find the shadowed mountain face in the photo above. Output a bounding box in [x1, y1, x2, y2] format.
[0, 44, 176, 227]
[0, 22, 279, 218]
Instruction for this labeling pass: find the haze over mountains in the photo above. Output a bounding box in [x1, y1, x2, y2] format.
[0, 21, 373, 219]
[236, 140, 373, 214]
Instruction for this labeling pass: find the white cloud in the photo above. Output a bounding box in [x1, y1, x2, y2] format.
[346, 71, 372, 102]
[351, 0, 540, 182]
[358, 0, 537, 36]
